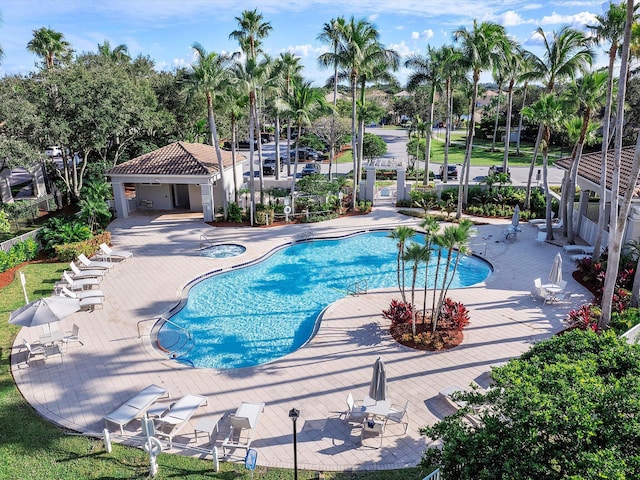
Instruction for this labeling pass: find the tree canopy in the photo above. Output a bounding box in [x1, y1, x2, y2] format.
[421, 329, 640, 479]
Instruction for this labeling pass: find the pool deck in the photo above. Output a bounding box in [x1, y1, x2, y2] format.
[11, 202, 590, 472]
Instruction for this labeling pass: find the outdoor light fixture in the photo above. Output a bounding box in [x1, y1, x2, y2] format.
[289, 408, 300, 480]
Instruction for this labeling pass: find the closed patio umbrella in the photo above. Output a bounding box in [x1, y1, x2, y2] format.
[9, 296, 80, 328]
[548, 252, 563, 286]
[511, 205, 521, 231]
[368, 357, 388, 402]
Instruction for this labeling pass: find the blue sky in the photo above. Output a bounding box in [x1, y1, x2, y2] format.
[0, 0, 614, 86]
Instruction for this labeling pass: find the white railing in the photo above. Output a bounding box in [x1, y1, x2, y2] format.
[422, 468, 441, 480]
[0, 228, 41, 253]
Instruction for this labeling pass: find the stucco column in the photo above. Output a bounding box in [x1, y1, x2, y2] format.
[576, 189, 590, 233]
[111, 182, 129, 219]
[364, 166, 376, 203]
[396, 167, 407, 201]
[200, 182, 214, 222]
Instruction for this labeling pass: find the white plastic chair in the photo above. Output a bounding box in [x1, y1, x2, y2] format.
[386, 400, 409, 433]
[361, 417, 386, 448]
[99, 243, 133, 261]
[344, 393, 367, 424]
[23, 339, 45, 363]
[62, 324, 83, 349]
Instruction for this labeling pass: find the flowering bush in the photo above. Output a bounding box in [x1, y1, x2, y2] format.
[439, 298, 470, 332]
[566, 304, 601, 332]
[382, 299, 414, 327]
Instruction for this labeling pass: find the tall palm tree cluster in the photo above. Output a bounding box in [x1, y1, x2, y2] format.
[8, 2, 640, 327]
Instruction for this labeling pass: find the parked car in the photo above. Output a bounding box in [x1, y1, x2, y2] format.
[260, 132, 275, 143]
[439, 164, 458, 179]
[304, 149, 321, 161]
[262, 159, 283, 175]
[237, 139, 259, 150]
[301, 162, 321, 176]
[488, 165, 511, 178]
[45, 146, 62, 157]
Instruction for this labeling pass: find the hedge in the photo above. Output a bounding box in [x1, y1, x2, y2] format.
[0, 238, 39, 273]
[53, 232, 112, 262]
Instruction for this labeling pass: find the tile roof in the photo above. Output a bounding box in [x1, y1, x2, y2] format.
[555, 145, 640, 197]
[106, 141, 242, 177]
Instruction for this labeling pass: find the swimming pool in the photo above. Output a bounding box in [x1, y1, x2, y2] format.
[200, 244, 246, 258]
[158, 231, 492, 369]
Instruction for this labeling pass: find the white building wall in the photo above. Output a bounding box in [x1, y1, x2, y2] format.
[137, 184, 172, 210]
[189, 184, 203, 212]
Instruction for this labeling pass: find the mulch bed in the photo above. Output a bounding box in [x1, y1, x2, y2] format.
[0, 256, 55, 290]
[389, 317, 463, 352]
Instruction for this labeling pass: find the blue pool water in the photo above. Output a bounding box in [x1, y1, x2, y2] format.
[201, 244, 246, 258]
[159, 231, 491, 369]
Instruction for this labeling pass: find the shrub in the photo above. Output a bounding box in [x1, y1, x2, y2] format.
[227, 202, 243, 223]
[439, 298, 470, 332]
[38, 217, 92, 254]
[382, 299, 414, 327]
[52, 231, 111, 262]
[609, 307, 640, 334]
[565, 304, 601, 331]
[0, 238, 39, 272]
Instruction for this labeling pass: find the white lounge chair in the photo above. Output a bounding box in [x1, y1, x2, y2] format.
[154, 394, 208, 448]
[59, 287, 104, 311]
[343, 392, 367, 424]
[62, 271, 101, 290]
[563, 245, 595, 254]
[77, 253, 116, 270]
[537, 219, 564, 231]
[103, 384, 169, 434]
[222, 402, 265, 456]
[99, 243, 133, 261]
[23, 338, 63, 365]
[360, 417, 386, 448]
[70, 262, 107, 279]
[60, 286, 104, 301]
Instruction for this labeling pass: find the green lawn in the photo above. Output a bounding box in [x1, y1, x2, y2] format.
[0, 263, 424, 479]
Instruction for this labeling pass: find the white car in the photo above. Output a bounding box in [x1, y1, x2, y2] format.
[45, 146, 62, 157]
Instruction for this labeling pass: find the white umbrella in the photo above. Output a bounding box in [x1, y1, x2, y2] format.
[548, 252, 563, 285]
[511, 205, 521, 231]
[368, 357, 388, 402]
[9, 296, 80, 328]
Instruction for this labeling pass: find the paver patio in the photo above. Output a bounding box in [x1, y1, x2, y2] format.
[11, 202, 590, 471]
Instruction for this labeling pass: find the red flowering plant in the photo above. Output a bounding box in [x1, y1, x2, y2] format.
[565, 304, 601, 332]
[438, 298, 470, 332]
[382, 299, 414, 327]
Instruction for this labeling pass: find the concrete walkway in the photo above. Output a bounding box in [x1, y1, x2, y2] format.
[11, 203, 590, 472]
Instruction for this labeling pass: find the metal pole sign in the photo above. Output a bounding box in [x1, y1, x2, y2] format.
[19, 272, 28, 305]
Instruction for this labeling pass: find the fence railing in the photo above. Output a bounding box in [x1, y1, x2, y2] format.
[0, 228, 41, 253]
[422, 468, 441, 480]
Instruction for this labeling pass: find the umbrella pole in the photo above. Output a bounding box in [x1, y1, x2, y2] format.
[19, 272, 29, 305]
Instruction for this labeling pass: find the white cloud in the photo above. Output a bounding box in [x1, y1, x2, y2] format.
[526, 29, 547, 46]
[388, 40, 418, 57]
[411, 30, 434, 41]
[284, 44, 326, 58]
[522, 3, 543, 10]
[539, 11, 597, 26]
[368, 13, 379, 22]
[499, 11, 527, 27]
[395, 25, 405, 30]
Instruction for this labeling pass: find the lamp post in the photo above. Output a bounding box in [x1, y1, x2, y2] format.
[288, 408, 300, 480]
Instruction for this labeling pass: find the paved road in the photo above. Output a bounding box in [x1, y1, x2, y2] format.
[247, 126, 565, 186]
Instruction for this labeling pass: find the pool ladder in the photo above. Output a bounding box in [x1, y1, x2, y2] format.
[200, 234, 216, 250]
[157, 320, 195, 360]
[346, 280, 368, 296]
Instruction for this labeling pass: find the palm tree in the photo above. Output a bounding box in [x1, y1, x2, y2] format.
[420, 216, 439, 321]
[389, 226, 416, 303]
[403, 242, 431, 335]
[561, 72, 607, 243]
[453, 20, 510, 218]
[523, 26, 594, 210]
[600, 0, 637, 327]
[501, 44, 524, 172]
[185, 43, 234, 220]
[272, 52, 303, 179]
[318, 17, 347, 180]
[405, 46, 443, 185]
[522, 94, 566, 240]
[220, 83, 248, 203]
[97, 40, 130, 63]
[438, 46, 465, 183]
[27, 27, 72, 69]
[589, 1, 636, 261]
[229, 9, 273, 211]
[330, 17, 388, 209]
[276, 79, 331, 210]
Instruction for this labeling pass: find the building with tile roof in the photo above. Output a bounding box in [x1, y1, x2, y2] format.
[106, 142, 246, 222]
[555, 145, 640, 246]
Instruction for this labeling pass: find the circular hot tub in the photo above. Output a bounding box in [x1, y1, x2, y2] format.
[200, 244, 246, 259]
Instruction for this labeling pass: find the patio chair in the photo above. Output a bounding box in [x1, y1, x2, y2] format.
[222, 402, 265, 456]
[98, 243, 133, 262]
[59, 287, 104, 311]
[62, 271, 101, 290]
[69, 262, 108, 279]
[103, 384, 169, 434]
[59, 286, 104, 301]
[154, 394, 208, 448]
[62, 323, 83, 349]
[386, 400, 409, 433]
[77, 253, 116, 270]
[23, 338, 45, 364]
[532, 278, 548, 302]
[343, 393, 367, 424]
[360, 417, 386, 448]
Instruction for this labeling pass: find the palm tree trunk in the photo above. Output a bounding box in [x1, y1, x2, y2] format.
[457, 72, 479, 218]
[443, 78, 452, 182]
[525, 125, 543, 210]
[231, 114, 239, 203]
[275, 114, 282, 180]
[542, 133, 554, 241]
[290, 125, 303, 212]
[329, 59, 338, 181]
[593, 48, 617, 262]
[423, 88, 436, 185]
[350, 77, 358, 209]
[491, 87, 502, 152]
[207, 93, 228, 220]
[515, 82, 528, 156]
[248, 95, 256, 226]
[502, 80, 514, 171]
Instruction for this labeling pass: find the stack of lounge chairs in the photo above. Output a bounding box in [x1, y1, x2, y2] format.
[52, 243, 134, 311]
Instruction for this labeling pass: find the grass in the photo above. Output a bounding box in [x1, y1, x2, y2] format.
[0, 263, 424, 479]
